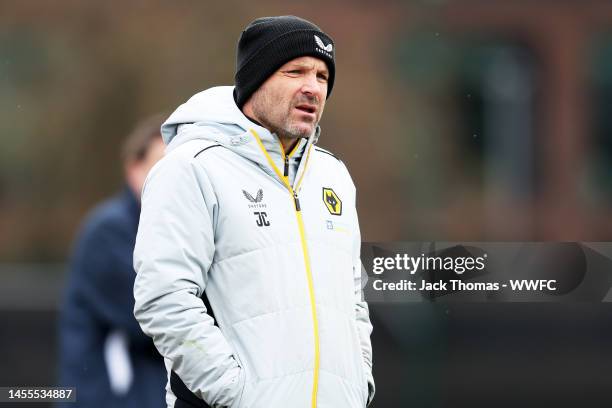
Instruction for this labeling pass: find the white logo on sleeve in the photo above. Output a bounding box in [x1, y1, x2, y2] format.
[314, 35, 333, 53]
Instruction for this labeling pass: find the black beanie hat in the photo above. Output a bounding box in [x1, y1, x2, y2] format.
[234, 15, 335, 108]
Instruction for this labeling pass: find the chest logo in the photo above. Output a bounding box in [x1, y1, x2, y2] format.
[243, 189, 263, 203]
[243, 188, 267, 209]
[254, 211, 270, 227]
[322, 187, 342, 216]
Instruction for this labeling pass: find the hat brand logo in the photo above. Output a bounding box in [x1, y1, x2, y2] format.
[314, 35, 333, 58]
[314, 35, 333, 52]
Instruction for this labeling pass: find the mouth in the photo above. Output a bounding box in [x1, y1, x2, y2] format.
[294, 104, 317, 117]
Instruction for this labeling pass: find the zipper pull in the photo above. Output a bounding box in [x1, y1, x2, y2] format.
[284, 156, 289, 177]
[293, 192, 301, 211]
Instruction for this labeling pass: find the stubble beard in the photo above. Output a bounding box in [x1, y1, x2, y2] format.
[251, 90, 318, 140]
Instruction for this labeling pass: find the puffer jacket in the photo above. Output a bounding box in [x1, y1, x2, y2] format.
[133, 86, 374, 408]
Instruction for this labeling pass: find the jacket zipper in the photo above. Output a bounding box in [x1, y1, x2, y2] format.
[293, 191, 301, 211]
[282, 139, 300, 177]
[284, 156, 289, 177]
[250, 130, 319, 408]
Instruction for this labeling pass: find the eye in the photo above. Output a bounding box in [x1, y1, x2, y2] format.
[317, 73, 329, 82]
[285, 69, 302, 75]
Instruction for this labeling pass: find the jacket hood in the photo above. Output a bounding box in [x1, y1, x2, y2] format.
[161, 86, 319, 182]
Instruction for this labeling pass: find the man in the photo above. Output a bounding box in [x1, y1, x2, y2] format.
[58, 115, 167, 408]
[133, 16, 374, 408]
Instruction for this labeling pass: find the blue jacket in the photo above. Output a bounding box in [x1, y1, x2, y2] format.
[58, 188, 166, 408]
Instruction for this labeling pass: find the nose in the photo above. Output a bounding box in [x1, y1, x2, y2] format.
[300, 73, 325, 100]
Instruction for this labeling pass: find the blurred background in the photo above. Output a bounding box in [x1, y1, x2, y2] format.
[2, 0, 612, 407]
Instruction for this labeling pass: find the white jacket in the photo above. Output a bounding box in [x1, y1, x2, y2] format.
[133, 86, 374, 408]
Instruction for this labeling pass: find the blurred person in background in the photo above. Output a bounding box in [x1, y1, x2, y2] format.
[57, 114, 167, 408]
[133, 15, 374, 408]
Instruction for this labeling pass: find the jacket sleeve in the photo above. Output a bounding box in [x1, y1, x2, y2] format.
[133, 151, 245, 407]
[352, 201, 375, 406]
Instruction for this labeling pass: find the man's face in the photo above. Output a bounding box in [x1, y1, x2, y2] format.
[245, 56, 329, 140]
